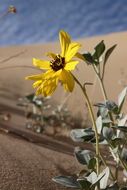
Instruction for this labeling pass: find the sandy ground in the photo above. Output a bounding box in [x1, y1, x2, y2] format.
[0, 131, 78, 190]
[0, 31, 127, 189]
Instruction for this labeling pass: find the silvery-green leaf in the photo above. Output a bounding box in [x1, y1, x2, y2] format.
[87, 170, 105, 187]
[96, 116, 102, 134]
[121, 148, 127, 162]
[97, 107, 109, 118]
[118, 87, 127, 112]
[86, 171, 97, 184]
[103, 127, 113, 140]
[52, 176, 80, 188]
[100, 167, 110, 189]
[74, 147, 91, 165]
[105, 100, 118, 113]
[118, 115, 127, 126]
[70, 128, 95, 142]
[102, 118, 112, 124]
[113, 126, 127, 133]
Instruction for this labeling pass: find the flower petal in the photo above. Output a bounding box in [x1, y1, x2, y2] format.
[65, 43, 81, 62]
[42, 70, 57, 79]
[33, 80, 42, 88]
[25, 69, 54, 81]
[25, 73, 44, 80]
[41, 77, 58, 97]
[33, 58, 51, 69]
[59, 69, 74, 92]
[64, 60, 79, 71]
[36, 85, 43, 95]
[46, 52, 56, 59]
[59, 30, 71, 57]
[34, 70, 61, 96]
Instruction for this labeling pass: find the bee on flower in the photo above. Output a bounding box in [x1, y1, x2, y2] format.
[26, 30, 82, 97]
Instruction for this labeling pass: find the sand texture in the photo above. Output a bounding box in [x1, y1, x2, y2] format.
[0, 31, 127, 189]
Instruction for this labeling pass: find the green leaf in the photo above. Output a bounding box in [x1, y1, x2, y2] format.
[86, 170, 106, 187]
[111, 137, 123, 147]
[96, 116, 103, 134]
[92, 40, 105, 61]
[26, 93, 35, 102]
[52, 176, 80, 188]
[82, 52, 95, 65]
[77, 178, 91, 190]
[74, 147, 91, 165]
[102, 118, 112, 124]
[106, 183, 119, 190]
[78, 168, 109, 189]
[120, 187, 127, 190]
[100, 167, 110, 189]
[70, 128, 95, 143]
[86, 171, 98, 184]
[78, 169, 88, 176]
[94, 103, 106, 108]
[118, 115, 127, 126]
[121, 148, 127, 162]
[97, 107, 109, 119]
[103, 127, 113, 140]
[105, 100, 118, 113]
[118, 87, 127, 112]
[94, 100, 118, 113]
[104, 44, 117, 65]
[88, 158, 96, 169]
[113, 126, 127, 133]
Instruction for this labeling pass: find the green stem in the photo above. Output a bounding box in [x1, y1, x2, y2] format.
[72, 73, 100, 177]
[115, 163, 119, 182]
[93, 65, 107, 100]
[92, 65, 114, 123]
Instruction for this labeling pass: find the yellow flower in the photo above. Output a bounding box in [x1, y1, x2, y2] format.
[25, 30, 81, 97]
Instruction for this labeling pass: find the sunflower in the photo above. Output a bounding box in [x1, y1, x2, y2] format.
[25, 30, 82, 97]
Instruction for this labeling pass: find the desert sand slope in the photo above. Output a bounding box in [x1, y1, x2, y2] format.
[0, 31, 127, 118]
[0, 131, 80, 190]
[0, 31, 127, 190]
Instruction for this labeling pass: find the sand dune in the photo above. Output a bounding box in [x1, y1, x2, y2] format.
[0, 31, 127, 116]
[0, 31, 127, 189]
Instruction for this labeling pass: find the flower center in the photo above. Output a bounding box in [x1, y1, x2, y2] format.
[50, 55, 65, 71]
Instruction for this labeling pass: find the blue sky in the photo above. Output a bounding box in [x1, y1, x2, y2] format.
[0, 0, 127, 46]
